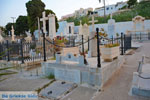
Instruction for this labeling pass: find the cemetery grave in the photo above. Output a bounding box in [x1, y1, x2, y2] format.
[0, 6, 150, 99]
[39, 81, 77, 99]
[130, 56, 150, 97]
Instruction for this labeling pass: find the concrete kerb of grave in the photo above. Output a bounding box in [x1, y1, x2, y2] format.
[130, 61, 150, 98]
[41, 54, 125, 89]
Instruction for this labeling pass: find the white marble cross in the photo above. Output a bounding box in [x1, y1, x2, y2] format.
[40, 11, 49, 34]
[89, 15, 98, 32]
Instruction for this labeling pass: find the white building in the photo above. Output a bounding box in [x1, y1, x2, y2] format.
[60, 8, 93, 20]
[56, 21, 77, 37]
[74, 8, 93, 17]
[95, 1, 128, 16]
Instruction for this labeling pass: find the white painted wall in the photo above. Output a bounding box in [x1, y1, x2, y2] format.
[57, 20, 150, 37]
[74, 20, 150, 37]
[56, 21, 75, 37]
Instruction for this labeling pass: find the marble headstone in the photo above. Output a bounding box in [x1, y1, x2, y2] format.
[108, 14, 115, 38]
[133, 16, 145, 33]
[48, 14, 56, 39]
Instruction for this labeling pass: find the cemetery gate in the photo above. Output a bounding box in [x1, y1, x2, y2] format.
[124, 34, 132, 52]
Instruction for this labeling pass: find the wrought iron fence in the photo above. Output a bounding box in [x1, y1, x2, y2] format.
[0, 32, 134, 63]
[131, 32, 150, 41]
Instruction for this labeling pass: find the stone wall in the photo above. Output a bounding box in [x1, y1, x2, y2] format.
[101, 56, 125, 86]
[74, 20, 150, 36]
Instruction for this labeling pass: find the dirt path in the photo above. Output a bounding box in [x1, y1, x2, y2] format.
[94, 42, 150, 100]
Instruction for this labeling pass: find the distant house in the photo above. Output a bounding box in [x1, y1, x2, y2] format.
[74, 8, 93, 17]
[60, 7, 93, 20]
[94, 1, 128, 16]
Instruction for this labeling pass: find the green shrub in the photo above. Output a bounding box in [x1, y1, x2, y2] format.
[104, 43, 120, 48]
[46, 74, 55, 79]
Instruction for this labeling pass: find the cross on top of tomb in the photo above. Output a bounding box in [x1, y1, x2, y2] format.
[40, 11, 49, 34]
[89, 15, 98, 32]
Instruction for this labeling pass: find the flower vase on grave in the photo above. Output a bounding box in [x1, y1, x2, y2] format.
[101, 43, 120, 62]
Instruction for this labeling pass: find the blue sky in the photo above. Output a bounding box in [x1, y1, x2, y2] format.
[0, 0, 127, 27]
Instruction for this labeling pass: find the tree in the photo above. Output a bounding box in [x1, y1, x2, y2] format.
[15, 16, 29, 36]
[127, 0, 137, 8]
[80, 16, 89, 25]
[26, 0, 45, 33]
[45, 9, 59, 32]
[5, 23, 16, 35]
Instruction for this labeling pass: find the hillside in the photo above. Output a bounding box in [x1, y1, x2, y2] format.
[65, 1, 150, 26]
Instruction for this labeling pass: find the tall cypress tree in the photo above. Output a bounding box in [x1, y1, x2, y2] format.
[26, 0, 45, 33]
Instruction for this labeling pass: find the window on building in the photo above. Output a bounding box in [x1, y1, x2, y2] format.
[107, 7, 109, 10]
[111, 7, 113, 9]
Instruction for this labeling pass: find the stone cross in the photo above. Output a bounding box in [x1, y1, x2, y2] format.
[40, 11, 49, 35]
[48, 14, 56, 39]
[11, 25, 15, 41]
[89, 15, 98, 32]
[88, 15, 98, 57]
